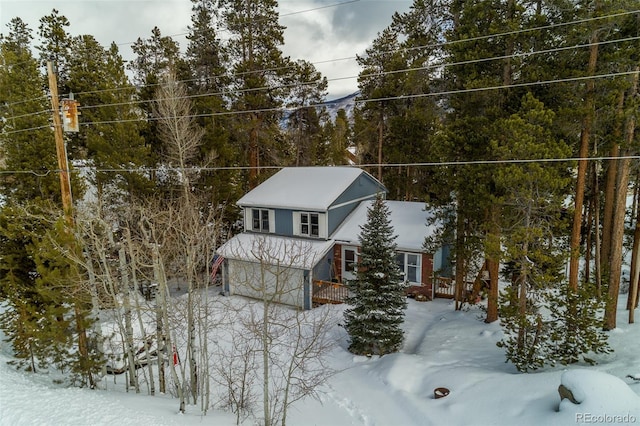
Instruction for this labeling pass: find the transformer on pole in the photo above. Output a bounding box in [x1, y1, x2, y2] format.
[61, 97, 80, 133]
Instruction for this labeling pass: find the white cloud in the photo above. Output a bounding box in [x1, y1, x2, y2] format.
[0, 0, 412, 98]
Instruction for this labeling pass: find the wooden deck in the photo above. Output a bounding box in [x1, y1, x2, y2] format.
[433, 277, 473, 299]
[312, 280, 348, 305]
[312, 277, 470, 306]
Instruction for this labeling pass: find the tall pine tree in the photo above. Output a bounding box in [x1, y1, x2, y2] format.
[344, 194, 406, 355]
[219, 0, 291, 188]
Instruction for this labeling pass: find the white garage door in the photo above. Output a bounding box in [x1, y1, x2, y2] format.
[228, 259, 306, 308]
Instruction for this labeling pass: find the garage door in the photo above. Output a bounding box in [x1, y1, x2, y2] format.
[227, 259, 305, 308]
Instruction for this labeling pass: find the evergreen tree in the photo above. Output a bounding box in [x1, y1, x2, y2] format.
[129, 26, 181, 167]
[493, 93, 609, 371]
[219, 0, 291, 188]
[284, 59, 328, 166]
[0, 18, 59, 200]
[493, 92, 571, 371]
[66, 35, 152, 203]
[321, 108, 352, 166]
[548, 284, 611, 366]
[36, 9, 72, 90]
[355, 26, 404, 183]
[344, 195, 406, 355]
[184, 0, 241, 213]
[1, 18, 100, 386]
[353, 1, 447, 202]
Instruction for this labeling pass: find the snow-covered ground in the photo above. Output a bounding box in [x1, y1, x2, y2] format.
[1, 294, 639, 426]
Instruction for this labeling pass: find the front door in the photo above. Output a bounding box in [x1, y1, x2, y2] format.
[342, 246, 358, 282]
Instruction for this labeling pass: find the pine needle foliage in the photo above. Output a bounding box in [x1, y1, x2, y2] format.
[344, 194, 407, 356]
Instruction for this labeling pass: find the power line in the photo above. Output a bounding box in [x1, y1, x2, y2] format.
[0, 0, 360, 110]
[2, 124, 51, 135]
[357, 70, 640, 105]
[2, 8, 636, 111]
[358, 35, 640, 81]
[113, 0, 362, 46]
[105, 8, 640, 99]
[68, 8, 640, 104]
[8, 31, 634, 125]
[2, 68, 633, 134]
[2, 154, 640, 177]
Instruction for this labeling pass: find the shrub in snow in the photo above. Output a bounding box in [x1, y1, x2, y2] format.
[548, 284, 611, 366]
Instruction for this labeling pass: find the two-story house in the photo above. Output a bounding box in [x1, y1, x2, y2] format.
[216, 166, 450, 310]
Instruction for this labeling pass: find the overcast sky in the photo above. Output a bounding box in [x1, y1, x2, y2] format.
[0, 0, 413, 99]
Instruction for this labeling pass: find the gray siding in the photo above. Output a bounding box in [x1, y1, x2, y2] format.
[312, 249, 334, 282]
[274, 208, 293, 235]
[327, 174, 384, 234]
[244, 171, 385, 239]
[332, 173, 384, 206]
[328, 203, 361, 235]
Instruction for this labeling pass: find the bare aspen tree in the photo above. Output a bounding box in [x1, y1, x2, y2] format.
[212, 301, 260, 424]
[223, 236, 336, 426]
[140, 212, 186, 412]
[52, 203, 141, 391]
[123, 225, 156, 396]
[153, 69, 221, 413]
[118, 245, 139, 391]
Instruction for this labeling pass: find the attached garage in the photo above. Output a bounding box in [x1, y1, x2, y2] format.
[218, 233, 333, 310]
[226, 259, 307, 308]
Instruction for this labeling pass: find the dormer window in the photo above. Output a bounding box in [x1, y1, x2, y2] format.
[293, 211, 326, 238]
[250, 208, 273, 233]
[301, 212, 319, 237]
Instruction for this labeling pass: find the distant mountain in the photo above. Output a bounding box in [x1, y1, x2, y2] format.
[321, 91, 359, 122]
[281, 91, 358, 129]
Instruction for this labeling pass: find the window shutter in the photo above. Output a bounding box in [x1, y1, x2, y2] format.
[292, 212, 301, 236]
[268, 209, 276, 233]
[244, 208, 251, 231]
[318, 213, 327, 238]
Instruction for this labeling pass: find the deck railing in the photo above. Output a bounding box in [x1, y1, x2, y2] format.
[312, 277, 472, 305]
[312, 280, 348, 305]
[433, 277, 473, 299]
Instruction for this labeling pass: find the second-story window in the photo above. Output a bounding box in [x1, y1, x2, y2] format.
[252, 208, 271, 232]
[300, 212, 319, 237]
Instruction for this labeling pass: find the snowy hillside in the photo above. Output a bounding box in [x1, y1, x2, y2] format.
[1, 293, 640, 425]
[322, 91, 358, 122]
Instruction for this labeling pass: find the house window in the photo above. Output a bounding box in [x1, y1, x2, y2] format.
[251, 208, 271, 232]
[293, 211, 325, 238]
[345, 248, 357, 273]
[396, 252, 421, 284]
[300, 212, 319, 237]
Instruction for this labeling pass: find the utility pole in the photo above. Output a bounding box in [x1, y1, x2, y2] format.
[47, 60, 73, 222]
[47, 61, 95, 387]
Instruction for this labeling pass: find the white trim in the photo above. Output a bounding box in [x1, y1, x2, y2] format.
[342, 245, 358, 281]
[318, 213, 327, 239]
[268, 209, 275, 234]
[293, 211, 326, 239]
[246, 207, 275, 233]
[328, 192, 382, 211]
[396, 251, 422, 284]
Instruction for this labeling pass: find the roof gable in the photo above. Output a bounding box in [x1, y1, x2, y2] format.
[217, 233, 334, 269]
[237, 167, 383, 211]
[331, 200, 437, 252]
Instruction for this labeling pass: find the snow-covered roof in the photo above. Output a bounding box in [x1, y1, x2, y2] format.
[236, 167, 374, 211]
[331, 200, 437, 252]
[217, 233, 334, 270]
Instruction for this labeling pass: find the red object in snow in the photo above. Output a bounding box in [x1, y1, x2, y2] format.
[172, 345, 179, 365]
